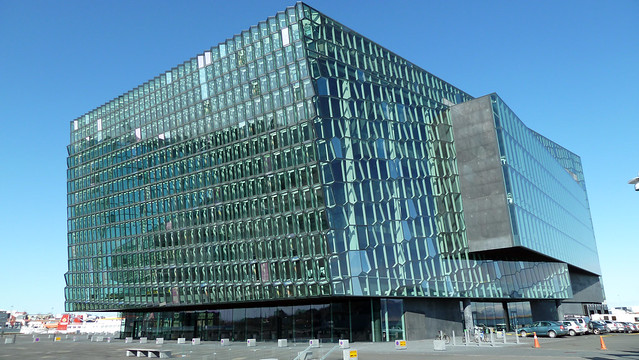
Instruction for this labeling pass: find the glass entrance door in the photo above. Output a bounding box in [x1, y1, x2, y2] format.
[380, 299, 404, 341]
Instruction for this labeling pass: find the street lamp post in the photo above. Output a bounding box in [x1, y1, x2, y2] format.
[629, 174, 639, 191]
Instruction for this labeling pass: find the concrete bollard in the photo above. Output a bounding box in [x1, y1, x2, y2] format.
[140, 337, 148, 344]
[221, 338, 231, 346]
[309, 339, 320, 348]
[343, 349, 358, 360]
[156, 338, 164, 345]
[177, 338, 186, 344]
[247, 338, 256, 347]
[395, 339, 407, 350]
[339, 339, 350, 349]
[433, 339, 446, 351]
[278, 339, 288, 347]
[125, 337, 133, 343]
[192, 338, 201, 345]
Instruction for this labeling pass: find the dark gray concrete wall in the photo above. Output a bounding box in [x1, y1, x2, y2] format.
[557, 302, 586, 318]
[449, 95, 514, 252]
[555, 271, 604, 317]
[530, 300, 559, 321]
[403, 299, 464, 340]
[569, 271, 604, 303]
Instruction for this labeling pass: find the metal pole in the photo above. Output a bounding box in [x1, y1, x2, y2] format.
[452, 330, 456, 346]
[490, 329, 494, 347]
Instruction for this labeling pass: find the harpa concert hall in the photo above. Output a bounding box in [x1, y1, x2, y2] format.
[65, 2, 605, 341]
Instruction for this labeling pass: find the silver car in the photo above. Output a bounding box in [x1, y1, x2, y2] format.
[561, 320, 587, 336]
[620, 322, 638, 333]
[603, 320, 622, 333]
[602, 320, 615, 332]
[620, 322, 635, 332]
[614, 321, 626, 333]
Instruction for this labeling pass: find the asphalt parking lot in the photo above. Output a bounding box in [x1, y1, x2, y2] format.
[0, 333, 638, 360]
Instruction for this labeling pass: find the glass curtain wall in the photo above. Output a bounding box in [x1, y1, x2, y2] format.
[65, 3, 330, 312]
[67, 2, 578, 315]
[123, 299, 384, 341]
[301, 4, 574, 303]
[471, 302, 506, 330]
[380, 298, 404, 341]
[67, 4, 590, 344]
[491, 94, 600, 274]
[470, 301, 532, 332]
[506, 301, 532, 330]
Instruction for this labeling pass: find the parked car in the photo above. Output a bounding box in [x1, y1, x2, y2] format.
[588, 320, 609, 335]
[565, 316, 589, 332]
[519, 321, 568, 338]
[614, 321, 626, 333]
[603, 320, 620, 333]
[561, 320, 587, 336]
[621, 322, 638, 333]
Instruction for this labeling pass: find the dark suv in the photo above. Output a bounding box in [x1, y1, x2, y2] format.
[588, 320, 609, 335]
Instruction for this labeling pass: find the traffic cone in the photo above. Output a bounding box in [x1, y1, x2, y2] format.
[533, 332, 540, 348]
[599, 336, 607, 350]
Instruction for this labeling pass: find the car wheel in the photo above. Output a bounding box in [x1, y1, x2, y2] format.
[520, 330, 527, 337]
[548, 330, 557, 338]
[569, 329, 576, 336]
[593, 329, 600, 335]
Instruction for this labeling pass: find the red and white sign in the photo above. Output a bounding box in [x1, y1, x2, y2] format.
[57, 314, 70, 330]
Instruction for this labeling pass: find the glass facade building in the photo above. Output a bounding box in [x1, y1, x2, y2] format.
[65, 3, 604, 341]
[491, 95, 600, 275]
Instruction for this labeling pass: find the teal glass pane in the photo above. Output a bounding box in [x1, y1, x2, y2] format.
[490, 94, 600, 274]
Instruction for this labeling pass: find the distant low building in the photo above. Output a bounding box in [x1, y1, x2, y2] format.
[591, 307, 639, 323]
[20, 315, 122, 336]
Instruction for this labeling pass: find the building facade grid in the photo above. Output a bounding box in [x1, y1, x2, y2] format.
[65, 2, 601, 342]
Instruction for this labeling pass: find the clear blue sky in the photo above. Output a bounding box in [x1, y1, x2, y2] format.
[0, 0, 637, 315]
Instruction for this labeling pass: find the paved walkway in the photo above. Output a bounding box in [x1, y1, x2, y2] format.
[0, 333, 638, 359]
